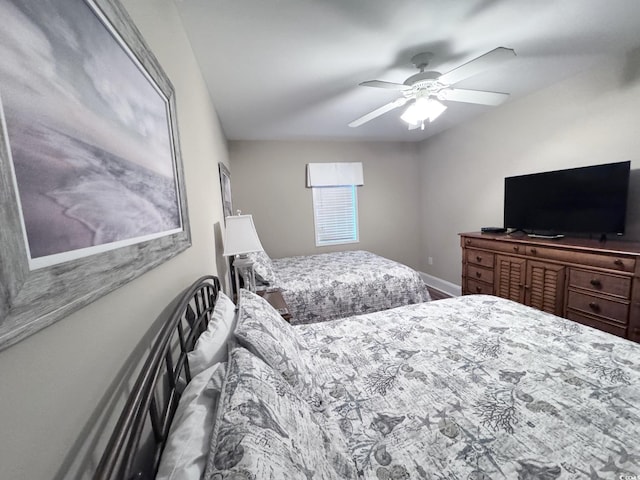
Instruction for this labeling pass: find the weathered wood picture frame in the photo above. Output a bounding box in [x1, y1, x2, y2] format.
[0, 0, 191, 351]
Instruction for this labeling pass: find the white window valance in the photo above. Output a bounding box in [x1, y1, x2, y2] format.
[306, 162, 364, 187]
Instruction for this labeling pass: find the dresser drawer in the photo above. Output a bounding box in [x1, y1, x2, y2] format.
[463, 237, 526, 255]
[467, 264, 494, 284]
[527, 246, 635, 272]
[568, 268, 631, 299]
[465, 278, 494, 295]
[566, 311, 628, 338]
[566, 290, 629, 325]
[465, 249, 495, 268]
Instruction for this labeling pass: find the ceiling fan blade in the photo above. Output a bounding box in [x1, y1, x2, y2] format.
[359, 80, 411, 91]
[348, 98, 408, 128]
[439, 47, 516, 85]
[439, 88, 510, 106]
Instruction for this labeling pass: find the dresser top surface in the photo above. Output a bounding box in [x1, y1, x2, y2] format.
[460, 232, 640, 256]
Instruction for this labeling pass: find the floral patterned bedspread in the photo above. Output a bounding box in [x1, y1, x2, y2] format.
[297, 295, 640, 479]
[271, 250, 430, 325]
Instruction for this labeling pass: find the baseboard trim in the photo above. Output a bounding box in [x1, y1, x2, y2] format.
[420, 272, 461, 297]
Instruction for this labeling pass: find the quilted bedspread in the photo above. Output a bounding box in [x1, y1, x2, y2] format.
[271, 250, 430, 325]
[298, 295, 640, 479]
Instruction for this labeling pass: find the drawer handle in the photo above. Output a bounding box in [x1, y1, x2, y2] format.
[466, 239, 471, 245]
[614, 259, 623, 267]
[513, 246, 519, 252]
[476, 255, 482, 262]
[475, 271, 482, 278]
[475, 286, 482, 293]
[530, 247, 537, 254]
[589, 302, 601, 312]
[590, 278, 602, 288]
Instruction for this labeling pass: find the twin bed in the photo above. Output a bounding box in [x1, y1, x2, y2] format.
[96, 274, 640, 479]
[249, 250, 431, 324]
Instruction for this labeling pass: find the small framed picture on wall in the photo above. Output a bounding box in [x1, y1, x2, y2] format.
[219, 162, 233, 223]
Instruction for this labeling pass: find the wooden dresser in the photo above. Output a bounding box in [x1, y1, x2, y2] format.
[460, 232, 640, 342]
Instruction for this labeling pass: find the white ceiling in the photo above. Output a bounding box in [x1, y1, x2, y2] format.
[174, 0, 640, 142]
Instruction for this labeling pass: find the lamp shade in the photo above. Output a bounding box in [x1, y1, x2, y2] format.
[222, 214, 264, 256]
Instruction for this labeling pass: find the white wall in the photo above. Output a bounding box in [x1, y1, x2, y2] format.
[418, 53, 640, 285]
[0, 1, 229, 478]
[230, 140, 423, 269]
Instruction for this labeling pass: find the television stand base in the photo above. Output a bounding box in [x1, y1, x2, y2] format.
[528, 233, 565, 240]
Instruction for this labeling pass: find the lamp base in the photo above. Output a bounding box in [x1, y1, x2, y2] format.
[233, 256, 256, 293]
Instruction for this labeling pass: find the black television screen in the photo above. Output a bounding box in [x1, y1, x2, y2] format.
[504, 161, 631, 236]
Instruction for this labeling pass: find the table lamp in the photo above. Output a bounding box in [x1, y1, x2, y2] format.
[222, 213, 264, 295]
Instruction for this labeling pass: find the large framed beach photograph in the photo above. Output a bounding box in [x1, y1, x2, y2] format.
[0, 0, 191, 350]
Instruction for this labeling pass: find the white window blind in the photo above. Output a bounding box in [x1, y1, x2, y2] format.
[312, 186, 359, 246]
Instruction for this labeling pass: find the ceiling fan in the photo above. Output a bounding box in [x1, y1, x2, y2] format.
[349, 47, 516, 130]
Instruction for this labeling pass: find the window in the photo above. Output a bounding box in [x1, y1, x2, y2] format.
[312, 185, 359, 246]
[306, 162, 363, 247]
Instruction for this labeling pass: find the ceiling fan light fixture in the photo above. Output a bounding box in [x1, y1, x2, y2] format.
[400, 97, 447, 125]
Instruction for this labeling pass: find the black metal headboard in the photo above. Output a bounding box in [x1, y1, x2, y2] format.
[95, 275, 221, 480]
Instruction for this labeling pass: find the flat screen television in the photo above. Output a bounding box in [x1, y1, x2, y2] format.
[504, 161, 631, 236]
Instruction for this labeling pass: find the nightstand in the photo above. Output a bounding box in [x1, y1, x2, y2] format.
[256, 289, 292, 322]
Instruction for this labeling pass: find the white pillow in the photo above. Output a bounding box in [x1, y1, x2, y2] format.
[188, 292, 236, 377]
[156, 362, 226, 480]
